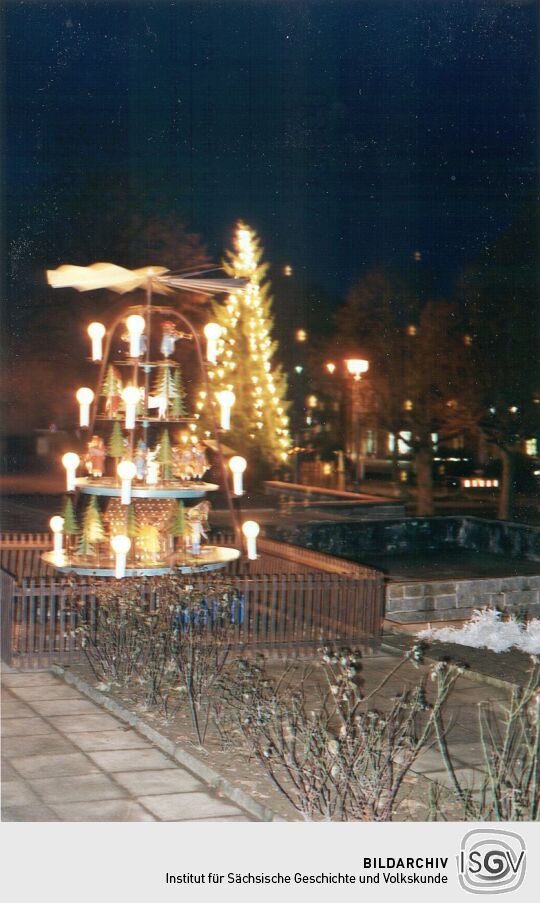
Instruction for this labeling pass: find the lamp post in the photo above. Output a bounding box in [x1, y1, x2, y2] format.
[345, 358, 369, 490]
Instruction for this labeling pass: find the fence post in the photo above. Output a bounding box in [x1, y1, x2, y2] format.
[0, 567, 16, 667]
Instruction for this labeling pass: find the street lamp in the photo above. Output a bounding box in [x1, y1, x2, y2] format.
[345, 358, 369, 489]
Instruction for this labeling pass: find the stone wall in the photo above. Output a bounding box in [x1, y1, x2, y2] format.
[266, 516, 540, 562]
[386, 575, 540, 623]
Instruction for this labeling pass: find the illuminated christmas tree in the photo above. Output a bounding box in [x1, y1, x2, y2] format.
[207, 222, 291, 470]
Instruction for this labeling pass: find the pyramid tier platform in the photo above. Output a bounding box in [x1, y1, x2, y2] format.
[75, 477, 219, 499]
[41, 545, 240, 577]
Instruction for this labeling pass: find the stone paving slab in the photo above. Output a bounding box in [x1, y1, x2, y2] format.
[65, 729, 153, 752]
[47, 712, 127, 732]
[9, 685, 83, 701]
[137, 792, 244, 821]
[2, 780, 42, 807]
[114, 769, 203, 796]
[2, 803, 59, 821]
[1, 672, 254, 823]
[2, 717, 58, 738]
[50, 800, 156, 822]
[86, 748, 179, 773]
[32, 698, 104, 717]
[14, 752, 100, 780]
[28, 773, 132, 804]
[2, 734, 75, 757]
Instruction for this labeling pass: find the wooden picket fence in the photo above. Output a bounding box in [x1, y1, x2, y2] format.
[0, 531, 384, 669]
[0, 569, 383, 670]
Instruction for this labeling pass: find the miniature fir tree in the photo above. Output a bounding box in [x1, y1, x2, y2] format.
[101, 365, 122, 416]
[107, 420, 125, 460]
[156, 429, 173, 480]
[152, 365, 187, 418]
[207, 221, 291, 470]
[170, 500, 186, 544]
[77, 496, 106, 555]
[61, 496, 79, 535]
[61, 496, 79, 552]
[171, 369, 187, 417]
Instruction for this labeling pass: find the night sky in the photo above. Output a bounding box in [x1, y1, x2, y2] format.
[4, 0, 538, 303]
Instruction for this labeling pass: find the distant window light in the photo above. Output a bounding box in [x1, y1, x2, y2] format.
[464, 334, 473, 346]
[406, 324, 417, 336]
[295, 328, 307, 342]
[404, 399, 413, 411]
[525, 439, 538, 456]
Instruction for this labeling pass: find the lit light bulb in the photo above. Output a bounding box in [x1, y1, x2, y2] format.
[62, 452, 80, 492]
[76, 387, 94, 428]
[242, 520, 260, 560]
[346, 359, 369, 380]
[117, 459, 137, 504]
[216, 390, 235, 430]
[126, 314, 145, 358]
[204, 322, 222, 364]
[49, 515, 64, 552]
[229, 455, 247, 495]
[87, 322, 105, 361]
[122, 385, 140, 430]
[111, 534, 131, 579]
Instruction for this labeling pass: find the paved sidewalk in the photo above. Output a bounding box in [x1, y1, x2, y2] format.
[1, 670, 253, 822]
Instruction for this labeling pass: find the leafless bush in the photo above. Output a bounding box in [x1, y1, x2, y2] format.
[74, 574, 242, 744]
[432, 658, 540, 821]
[218, 644, 461, 821]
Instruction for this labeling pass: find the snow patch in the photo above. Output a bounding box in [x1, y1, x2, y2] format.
[418, 608, 540, 655]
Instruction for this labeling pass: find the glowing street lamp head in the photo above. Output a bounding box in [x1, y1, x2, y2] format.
[111, 534, 131, 555]
[62, 452, 80, 471]
[117, 460, 137, 481]
[346, 359, 369, 379]
[326, 362, 336, 374]
[49, 516, 64, 534]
